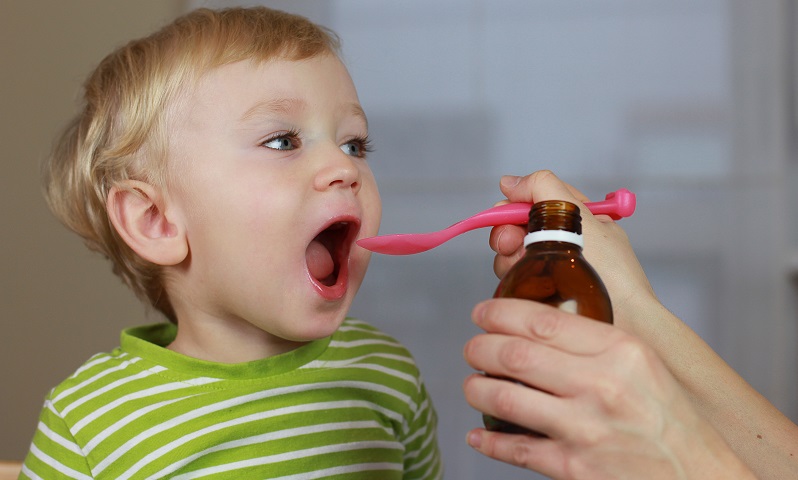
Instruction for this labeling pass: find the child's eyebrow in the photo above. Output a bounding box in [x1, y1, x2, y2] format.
[239, 98, 306, 124]
[348, 103, 369, 129]
[238, 98, 369, 129]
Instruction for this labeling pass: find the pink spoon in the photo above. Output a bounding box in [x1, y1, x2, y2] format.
[357, 188, 636, 255]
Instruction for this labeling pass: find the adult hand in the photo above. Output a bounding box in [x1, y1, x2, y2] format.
[489, 171, 656, 331]
[462, 298, 755, 480]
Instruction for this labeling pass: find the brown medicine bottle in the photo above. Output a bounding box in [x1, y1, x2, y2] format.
[483, 200, 613, 435]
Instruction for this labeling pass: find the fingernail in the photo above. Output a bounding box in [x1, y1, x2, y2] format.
[494, 227, 515, 256]
[467, 431, 482, 448]
[500, 175, 521, 188]
[494, 227, 505, 252]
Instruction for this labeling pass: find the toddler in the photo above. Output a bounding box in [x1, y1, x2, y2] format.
[21, 7, 442, 479]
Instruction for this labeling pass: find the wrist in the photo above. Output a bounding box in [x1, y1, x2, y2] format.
[674, 420, 758, 479]
[611, 287, 667, 338]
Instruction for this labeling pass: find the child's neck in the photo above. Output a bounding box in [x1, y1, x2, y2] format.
[167, 317, 306, 363]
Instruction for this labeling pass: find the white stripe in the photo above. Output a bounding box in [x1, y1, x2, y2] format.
[340, 318, 372, 327]
[37, 421, 82, 455]
[73, 376, 218, 435]
[336, 324, 394, 338]
[83, 395, 196, 454]
[61, 365, 167, 416]
[53, 357, 142, 404]
[524, 230, 583, 248]
[341, 380, 413, 407]
[119, 401, 402, 480]
[412, 395, 432, 424]
[29, 443, 92, 480]
[20, 464, 44, 480]
[45, 400, 60, 417]
[328, 338, 403, 349]
[302, 352, 415, 369]
[169, 441, 403, 480]
[403, 422, 431, 455]
[92, 380, 408, 476]
[270, 462, 403, 480]
[403, 415, 440, 478]
[404, 401, 436, 457]
[182, 375, 221, 385]
[68, 352, 117, 379]
[304, 361, 423, 410]
[329, 363, 419, 386]
[149, 419, 392, 479]
[405, 447, 438, 475]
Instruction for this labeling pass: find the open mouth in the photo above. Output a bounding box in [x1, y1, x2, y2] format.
[306, 220, 359, 289]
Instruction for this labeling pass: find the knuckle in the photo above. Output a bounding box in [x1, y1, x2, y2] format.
[529, 169, 555, 186]
[527, 309, 561, 340]
[492, 383, 521, 420]
[498, 339, 536, 374]
[463, 335, 492, 370]
[592, 376, 625, 412]
[478, 431, 497, 456]
[510, 441, 535, 468]
[493, 255, 509, 279]
[590, 338, 654, 410]
[613, 334, 655, 368]
[570, 418, 612, 448]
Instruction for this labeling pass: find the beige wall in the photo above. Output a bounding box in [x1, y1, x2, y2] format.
[0, 0, 184, 460]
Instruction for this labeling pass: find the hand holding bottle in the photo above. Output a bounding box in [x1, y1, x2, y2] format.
[463, 298, 757, 479]
[478, 170, 798, 479]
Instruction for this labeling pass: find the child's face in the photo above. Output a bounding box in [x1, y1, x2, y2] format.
[164, 54, 381, 348]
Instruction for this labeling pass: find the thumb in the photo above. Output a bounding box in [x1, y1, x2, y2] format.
[500, 170, 590, 205]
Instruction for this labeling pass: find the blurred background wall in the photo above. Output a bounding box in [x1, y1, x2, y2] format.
[3, 1, 796, 479]
[0, 0, 184, 460]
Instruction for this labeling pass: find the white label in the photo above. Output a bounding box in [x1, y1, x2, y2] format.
[524, 230, 584, 248]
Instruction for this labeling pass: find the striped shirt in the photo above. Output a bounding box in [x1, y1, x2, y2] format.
[21, 319, 442, 479]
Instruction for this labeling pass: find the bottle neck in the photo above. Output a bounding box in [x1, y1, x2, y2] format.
[525, 200, 583, 248]
[524, 230, 584, 248]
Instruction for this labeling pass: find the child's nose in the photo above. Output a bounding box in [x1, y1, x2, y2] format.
[314, 148, 362, 193]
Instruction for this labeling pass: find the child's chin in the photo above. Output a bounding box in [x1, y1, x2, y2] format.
[294, 313, 348, 340]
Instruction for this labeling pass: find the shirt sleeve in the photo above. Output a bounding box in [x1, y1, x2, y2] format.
[19, 398, 94, 479]
[401, 378, 443, 480]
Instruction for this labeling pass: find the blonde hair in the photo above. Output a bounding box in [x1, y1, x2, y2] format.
[42, 7, 340, 322]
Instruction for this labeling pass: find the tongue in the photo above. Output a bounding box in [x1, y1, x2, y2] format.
[306, 239, 335, 281]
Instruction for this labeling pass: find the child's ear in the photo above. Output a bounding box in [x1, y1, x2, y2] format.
[106, 180, 188, 266]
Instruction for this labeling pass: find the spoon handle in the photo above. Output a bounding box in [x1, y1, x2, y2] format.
[453, 188, 636, 233]
[444, 203, 529, 237]
[356, 189, 636, 255]
[584, 188, 636, 220]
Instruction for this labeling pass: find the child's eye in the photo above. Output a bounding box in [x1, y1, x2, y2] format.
[261, 130, 301, 151]
[340, 136, 373, 159]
